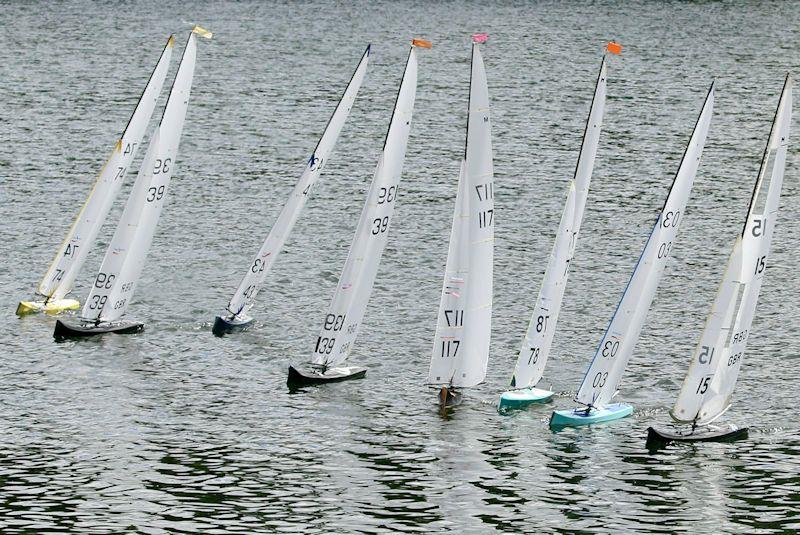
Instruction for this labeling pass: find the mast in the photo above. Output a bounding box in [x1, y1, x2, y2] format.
[575, 82, 715, 409]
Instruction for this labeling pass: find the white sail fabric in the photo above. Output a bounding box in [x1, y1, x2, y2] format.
[427, 161, 470, 385]
[672, 76, 792, 424]
[82, 33, 198, 322]
[38, 36, 174, 301]
[224, 46, 370, 320]
[510, 58, 607, 389]
[576, 83, 715, 409]
[310, 46, 419, 368]
[427, 43, 494, 388]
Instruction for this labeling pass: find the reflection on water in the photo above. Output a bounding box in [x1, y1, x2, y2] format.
[1, 0, 800, 533]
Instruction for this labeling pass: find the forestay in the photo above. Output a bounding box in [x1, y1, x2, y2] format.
[427, 43, 494, 388]
[224, 46, 370, 320]
[38, 36, 174, 301]
[82, 33, 198, 322]
[576, 83, 715, 408]
[509, 57, 607, 390]
[672, 75, 792, 425]
[310, 46, 419, 368]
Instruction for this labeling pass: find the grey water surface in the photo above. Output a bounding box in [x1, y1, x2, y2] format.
[1, 1, 799, 533]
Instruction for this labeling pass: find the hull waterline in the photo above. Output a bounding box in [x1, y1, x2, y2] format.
[287, 364, 367, 387]
[53, 318, 144, 340]
[17, 298, 80, 317]
[646, 423, 748, 449]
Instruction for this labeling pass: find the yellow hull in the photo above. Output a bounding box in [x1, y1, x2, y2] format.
[16, 299, 81, 316]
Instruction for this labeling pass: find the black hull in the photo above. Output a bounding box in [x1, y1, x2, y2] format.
[287, 364, 367, 387]
[646, 424, 748, 450]
[54, 318, 144, 340]
[212, 315, 254, 337]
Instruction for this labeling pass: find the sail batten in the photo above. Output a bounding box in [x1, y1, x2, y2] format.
[672, 75, 792, 425]
[576, 83, 715, 409]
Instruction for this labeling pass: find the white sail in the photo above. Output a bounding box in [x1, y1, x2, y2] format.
[82, 33, 198, 322]
[427, 43, 494, 388]
[38, 36, 174, 301]
[310, 46, 419, 368]
[510, 57, 607, 389]
[672, 75, 792, 424]
[427, 161, 470, 385]
[576, 83, 715, 408]
[223, 46, 370, 320]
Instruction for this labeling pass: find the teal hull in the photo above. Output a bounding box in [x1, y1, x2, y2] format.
[549, 402, 633, 428]
[498, 387, 554, 411]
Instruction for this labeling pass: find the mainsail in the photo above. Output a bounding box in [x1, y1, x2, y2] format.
[37, 36, 174, 302]
[310, 44, 420, 368]
[223, 46, 370, 320]
[672, 75, 792, 424]
[82, 32, 199, 322]
[576, 83, 715, 409]
[509, 56, 607, 390]
[427, 41, 494, 388]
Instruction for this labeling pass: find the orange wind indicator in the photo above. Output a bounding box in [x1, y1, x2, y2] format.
[412, 38, 433, 49]
[606, 41, 623, 55]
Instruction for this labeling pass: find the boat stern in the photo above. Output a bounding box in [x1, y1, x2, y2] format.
[212, 314, 254, 337]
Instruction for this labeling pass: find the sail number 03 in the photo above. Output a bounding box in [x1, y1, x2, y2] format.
[592, 371, 608, 388]
[601, 339, 620, 358]
[662, 210, 680, 228]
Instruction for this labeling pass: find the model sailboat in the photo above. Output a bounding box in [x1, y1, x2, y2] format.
[426, 34, 494, 412]
[498, 48, 611, 411]
[647, 75, 792, 447]
[53, 28, 209, 340]
[550, 82, 715, 428]
[212, 46, 370, 336]
[287, 39, 428, 386]
[16, 36, 175, 316]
